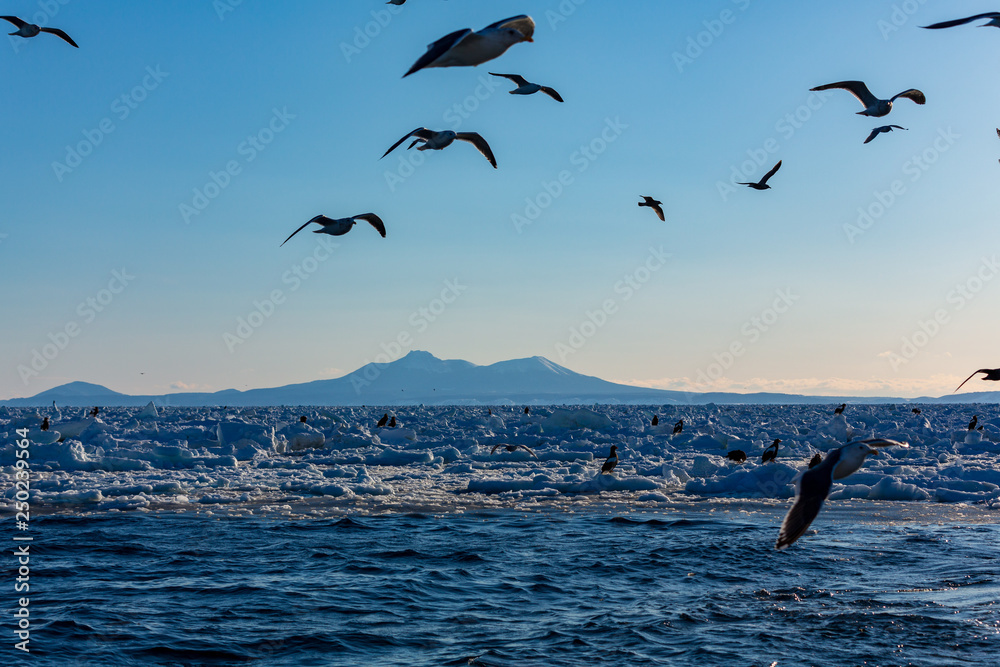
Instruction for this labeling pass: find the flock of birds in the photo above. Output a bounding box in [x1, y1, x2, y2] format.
[11, 7, 1000, 549]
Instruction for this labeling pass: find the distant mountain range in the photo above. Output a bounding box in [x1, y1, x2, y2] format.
[1, 351, 996, 407]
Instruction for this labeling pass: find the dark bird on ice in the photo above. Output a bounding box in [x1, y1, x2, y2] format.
[726, 450, 747, 463]
[807, 452, 823, 469]
[737, 160, 782, 190]
[388, 416, 397, 428]
[762, 439, 780, 464]
[651, 415, 659, 426]
[834, 403, 846, 415]
[673, 419, 684, 435]
[969, 415, 979, 431]
[600, 445, 618, 474]
[281, 213, 385, 246]
[377, 413, 389, 427]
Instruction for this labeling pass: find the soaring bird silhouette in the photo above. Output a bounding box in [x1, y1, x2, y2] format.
[600, 445, 618, 474]
[776, 439, 907, 549]
[810, 81, 925, 117]
[737, 160, 782, 190]
[922, 13, 1000, 30]
[404, 15, 535, 77]
[638, 196, 665, 221]
[864, 125, 907, 144]
[381, 128, 497, 168]
[490, 72, 563, 101]
[281, 213, 385, 246]
[954, 368, 1000, 392]
[1, 16, 78, 47]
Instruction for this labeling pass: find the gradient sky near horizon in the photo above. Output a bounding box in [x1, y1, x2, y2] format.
[3, 0, 1000, 400]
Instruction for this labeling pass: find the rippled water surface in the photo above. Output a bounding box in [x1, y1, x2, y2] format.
[16, 507, 1000, 666]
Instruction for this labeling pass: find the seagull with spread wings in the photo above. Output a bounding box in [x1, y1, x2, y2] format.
[738, 160, 782, 190]
[810, 81, 925, 118]
[776, 439, 908, 550]
[404, 15, 534, 77]
[381, 128, 497, 168]
[1, 15, 78, 47]
[922, 13, 1000, 30]
[638, 196, 665, 221]
[490, 443, 539, 459]
[864, 125, 907, 144]
[280, 213, 386, 247]
[489, 72, 563, 102]
[954, 368, 1000, 392]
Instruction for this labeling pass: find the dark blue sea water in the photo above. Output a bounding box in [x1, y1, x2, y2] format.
[9, 507, 1000, 666]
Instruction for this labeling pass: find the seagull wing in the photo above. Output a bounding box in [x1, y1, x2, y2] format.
[381, 128, 432, 159]
[352, 213, 386, 238]
[863, 128, 881, 144]
[775, 453, 839, 550]
[519, 445, 539, 459]
[489, 72, 528, 86]
[404, 28, 472, 77]
[490, 443, 501, 455]
[856, 438, 909, 448]
[890, 89, 926, 105]
[758, 160, 782, 186]
[0, 15, 27, 28]
[955, 369, 987, 392]
[889, 125, 907, 130]
[455, 132, 497, 168]
[484, 15, 535, 41]
[539, 86, 564, 102]
[811, 81, 878, 109]
[280, 215, 327, 247]
[921, 13, 1000, 29]
[651, 203, 665, 221]
[40, 27, 78, 47]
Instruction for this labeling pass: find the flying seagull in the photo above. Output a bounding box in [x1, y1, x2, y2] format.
[491, 443, 539, 459]
[600, 445, 618, 474]
[281, 213, 386, 246]
[381, 128, 497, 168]
[638, 196, 665, 221]
[955, 368, 1000, 392]
[922, 13, 1000, 29]
[810, 81, 925, 118]
[1, 16, 78, 47]
[404, 15, 534, 77]
[738, 160, 782, 190]
[864, 125, 907, 144]
[489, 72, 563, 102]
[776, 438, 908, 549]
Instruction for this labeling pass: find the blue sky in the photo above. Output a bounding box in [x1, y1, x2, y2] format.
[2, 0, 999, 400]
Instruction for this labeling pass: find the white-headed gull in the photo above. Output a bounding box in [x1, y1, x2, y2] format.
[404, 15, 534, 77]
[281, 214, 386, 246]
[381, 128, 497, 168]
[776, 438, 908, 549]
[810, 81, 925, 117]
[1, 16, 77, 47]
